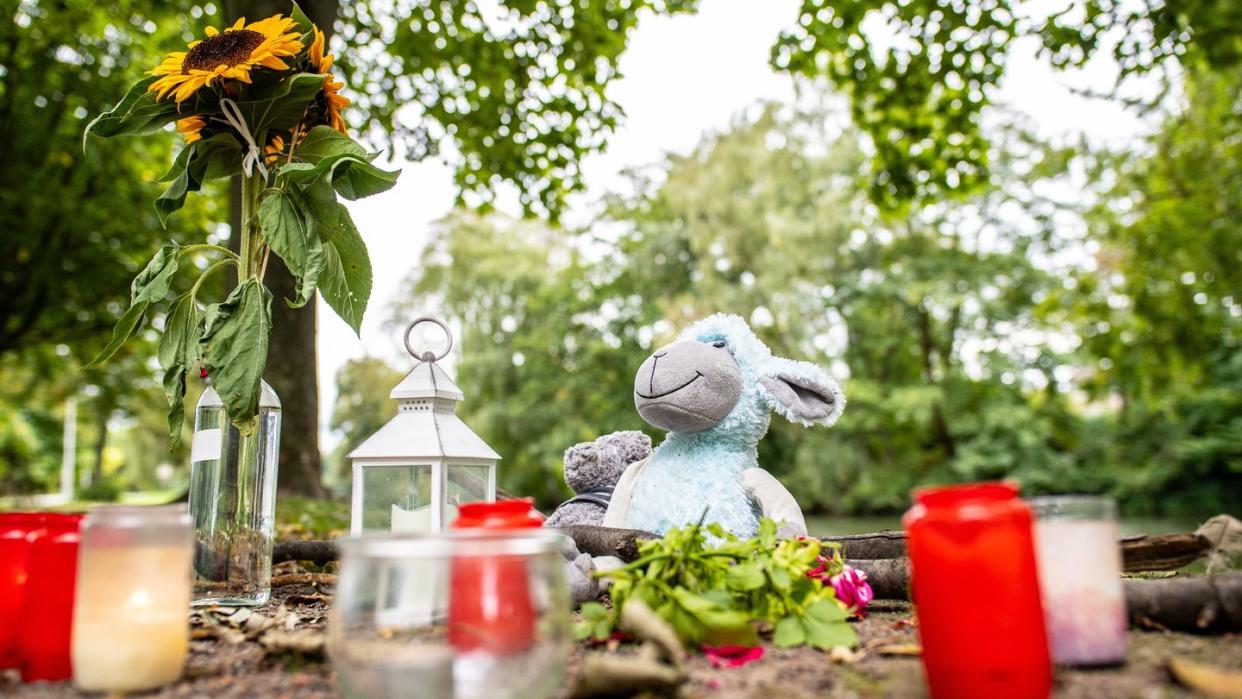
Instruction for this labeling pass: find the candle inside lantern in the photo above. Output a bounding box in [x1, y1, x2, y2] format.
[1029, 496, 1127, 666]
[72, 505, 193, 693]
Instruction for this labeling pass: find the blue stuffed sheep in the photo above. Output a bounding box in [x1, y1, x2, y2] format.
[602, 313, 845, 539]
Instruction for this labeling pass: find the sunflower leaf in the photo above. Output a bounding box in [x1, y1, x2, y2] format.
[85, 301, 149, 368]
[316, 209, 371, 335]
[234, 72, 327, 135]
[334, 159, 401, 200]
[84, 76, 205, 145]
[200, 279, 273, 433]
[130, 243, 180, 305]
[291, 126, 367, 162]
[159, 294, 202, 449]
[155, 134, 241, 225]
[260, 189, 324, 308]
[289, 1, 316, 40]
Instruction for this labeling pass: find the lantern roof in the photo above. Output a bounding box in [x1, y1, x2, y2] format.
[348, 318, 499, 462]
[389, 361, 465, 401]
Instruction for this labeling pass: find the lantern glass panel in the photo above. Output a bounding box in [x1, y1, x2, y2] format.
[445, 465, 492, 526]
[362, 464, 434, 533]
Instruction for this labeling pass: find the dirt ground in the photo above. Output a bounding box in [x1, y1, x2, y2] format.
[3, 590, 1239, 698]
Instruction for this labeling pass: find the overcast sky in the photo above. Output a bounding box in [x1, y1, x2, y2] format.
[320, 0, 1159, 449]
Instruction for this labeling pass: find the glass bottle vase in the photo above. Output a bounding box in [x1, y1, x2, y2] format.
[189, 378, 281, 606]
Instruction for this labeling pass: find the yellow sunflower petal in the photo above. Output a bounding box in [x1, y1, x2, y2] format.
[204, 26, 219, 36]
[231, 17, 245, 30]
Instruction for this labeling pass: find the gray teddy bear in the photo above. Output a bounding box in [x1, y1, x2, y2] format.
[545, 430, 652, 527]
[546, 430, 652, 605]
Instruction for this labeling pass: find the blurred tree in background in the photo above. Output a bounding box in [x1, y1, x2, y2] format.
[394, 84, 1241, 517]
[772, 0, 1242, 209]
[2, 1, 1239, 519]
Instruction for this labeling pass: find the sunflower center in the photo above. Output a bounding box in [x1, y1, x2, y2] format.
[182, 29, 265, 73]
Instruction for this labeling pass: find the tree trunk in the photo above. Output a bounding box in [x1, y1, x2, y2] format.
[222, 0, 340, 498]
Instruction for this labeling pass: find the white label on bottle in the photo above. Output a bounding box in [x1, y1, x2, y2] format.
[191, 428, 223, 463]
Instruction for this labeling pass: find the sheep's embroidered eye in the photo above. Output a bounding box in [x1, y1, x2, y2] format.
[711, 340, 727, 349]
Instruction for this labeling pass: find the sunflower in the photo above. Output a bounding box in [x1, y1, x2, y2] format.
[149, 15, 303, 104]
[264, 132, 286, 163]
[176, 116, 205, 144]
[306, 27, 350, 133]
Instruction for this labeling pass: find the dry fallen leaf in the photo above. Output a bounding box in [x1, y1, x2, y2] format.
[260, 629, 326, 657]
[829, 646, 863, 664]
[1196, 515, 1242, 574]
[1167, 658, 1242, 698]
[871, 644, 922, 657]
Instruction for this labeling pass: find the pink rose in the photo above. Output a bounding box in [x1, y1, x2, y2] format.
[829, 566, 874, 618]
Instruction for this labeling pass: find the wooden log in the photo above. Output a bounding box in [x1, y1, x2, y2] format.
[272, 540, 339, 566]
[851, 558, 910, 600]
[822, 531, 907, 560]
[551, 525, 659, 561]
[822, 531, 1210, 573]
[1125, 573, 1242, 633]
[850, 559, 1242, 634]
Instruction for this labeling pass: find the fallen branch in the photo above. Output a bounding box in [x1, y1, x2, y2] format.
[1125, 573, 1242, 633]
[821, 531, 1209, 573]
[271, 572, 338, 587]
[551, 525, 658, 561]
[850, 559, 1242, 634]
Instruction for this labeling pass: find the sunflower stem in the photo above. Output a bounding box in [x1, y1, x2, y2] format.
[239, 171, 263, 281]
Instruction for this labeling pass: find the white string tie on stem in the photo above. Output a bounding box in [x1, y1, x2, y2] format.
[219, 97, 268, 179]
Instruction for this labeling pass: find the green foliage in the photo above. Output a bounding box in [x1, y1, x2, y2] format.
[327, 357, 405, 489]
[579, 519, 857, 650]
[406, 86, 1242, 518]
[338, 0, 701, 218]
[772, 0, 1242, 209]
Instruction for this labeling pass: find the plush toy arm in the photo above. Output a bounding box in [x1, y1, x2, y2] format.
[740, 468, 808, 538]
[602, 457, 649, 529]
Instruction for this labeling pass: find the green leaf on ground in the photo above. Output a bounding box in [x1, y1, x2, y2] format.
[772, 616, 806, 647]
[200, 279, 273, 433]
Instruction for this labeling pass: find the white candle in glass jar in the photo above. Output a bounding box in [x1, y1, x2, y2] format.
[72, 506, 193, 693]
[1030, 497, 1127, 666]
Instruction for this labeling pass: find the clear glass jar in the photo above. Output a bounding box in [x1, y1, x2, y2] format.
[1028, 495, 1126, 666]
[72, 505, 192, 693]
[189, 377, 281, 606]
[329, 530, 571, 699]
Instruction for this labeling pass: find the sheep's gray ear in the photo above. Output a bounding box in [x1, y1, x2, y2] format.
[759, 359, 845, 427]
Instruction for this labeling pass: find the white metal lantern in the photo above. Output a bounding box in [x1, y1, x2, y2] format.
[349, 318, 500, 534]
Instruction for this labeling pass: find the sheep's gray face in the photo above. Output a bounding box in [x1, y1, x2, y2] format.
[633, 340, 742, 432]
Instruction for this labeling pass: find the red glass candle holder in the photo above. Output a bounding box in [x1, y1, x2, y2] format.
[0, 512, 42, 669]
[17, 513, 83, 683]
[447, 500, 543, 654]
[903, 483, 1052, 699]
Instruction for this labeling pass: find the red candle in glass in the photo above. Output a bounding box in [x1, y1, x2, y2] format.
[17, 513, 83, 683]
[447, 500, 543, 655]
[903, 483, 1052, 699]
[0, 513, 42, 669]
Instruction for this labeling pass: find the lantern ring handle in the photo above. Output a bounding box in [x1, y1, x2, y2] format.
[404, 317, 453, 363]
